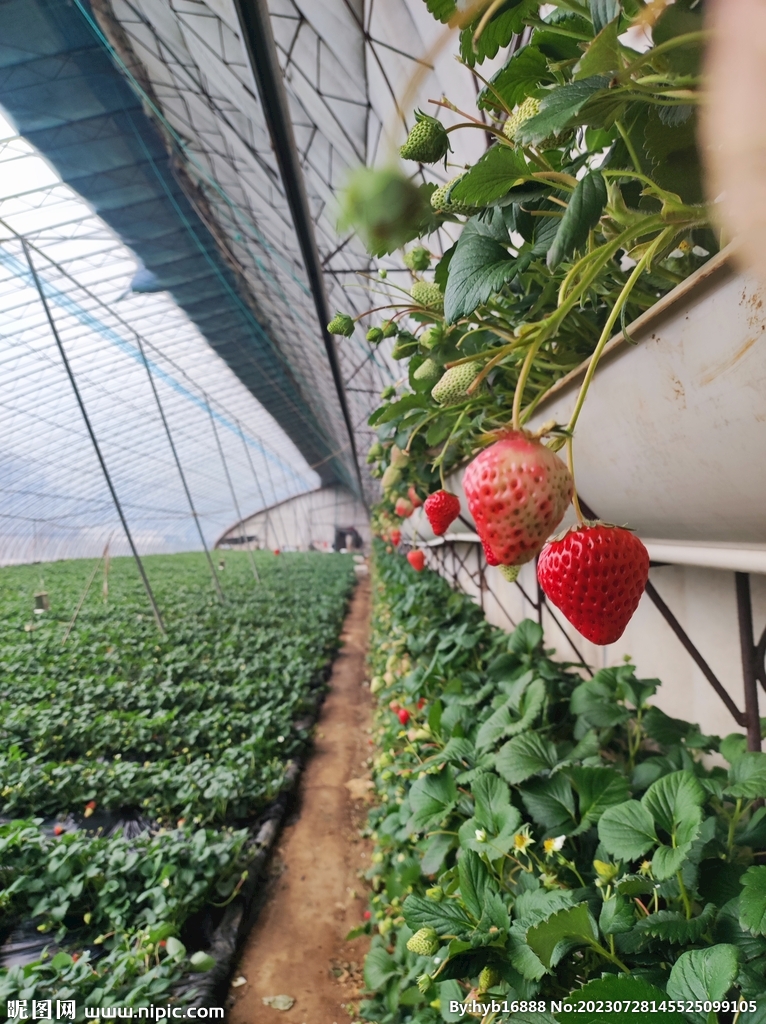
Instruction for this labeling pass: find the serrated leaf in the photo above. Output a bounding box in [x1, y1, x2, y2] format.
[635, 902, 716, 944]
[557, 975, 685, 1023]
[451, 145, 529, 207]
[726, 751, 766, 798]
[421, 831, 454, 876]
[547, 171, 607, 269]
[569, 765, 630, 831]
[570, 674, 630, 729]
[402, 893, 474, 936]
[459, 1, 539, 66]
[479, 46, 552, 111]
[598, 800, 657, 860]
[667, 944, 739, 1009]
[364, 944, 399, 989]
[641, 770, 705, 834]
[721, 732, 748, 764]
[516, 76, 610, 144]
[407, 768, 458, 832]
[651, 837, 698, 881]
[526, 903, 598, 968]
[444, 226, 519, 323]
[589, 0, 620, 34]
[575, 16, 621, 79]
[495, 732, 558, 785]
[740, 866, 766, 935]
[472, 771, 512, 829]
[508, 929, 548, 980]
[519, 773, 576, 832]
[457, 848, 488, 920]
[476, 703, 514, 751]
[599, 894, 635, 935]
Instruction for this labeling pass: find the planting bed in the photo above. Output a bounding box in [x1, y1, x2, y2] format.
[358, 546, 766, 1023]
[0, 551, 355, 1008]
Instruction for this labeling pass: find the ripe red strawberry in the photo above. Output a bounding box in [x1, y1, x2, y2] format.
[273, 548, 281, 555]
[398, 708, 410, 725]
[395, 497, 414, 518]
[408, 486, 423, 509]
[391, 529, 402, 546]
[363, 910, 372, 921]
[53, 824, 64, 836]
[424, 490, 460, 536]
[463, 431, 573, 566]
[481, 539, 499, 566]
[407, 549, 425, 571]
[417, 697, 426, 709]
[537, 524, 650, 645]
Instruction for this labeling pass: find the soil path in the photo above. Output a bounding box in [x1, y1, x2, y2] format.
[229, 575, 373, 1024]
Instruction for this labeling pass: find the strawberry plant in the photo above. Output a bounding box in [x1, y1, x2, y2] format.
[0, 551, 355, 1006]
[338, 0, 715, 645]
[357, 546, 766, 1023]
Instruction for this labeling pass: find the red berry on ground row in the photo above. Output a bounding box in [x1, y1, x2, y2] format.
[407, 549, 425, 572]
[463, 431, 573, 567]
[390, 529, 402, 546]
[424, 490, 460, 536]
[398, 708, 410, 725]
[537, 524, 650, 645]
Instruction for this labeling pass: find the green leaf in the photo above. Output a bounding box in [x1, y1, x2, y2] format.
[667, 944, 739, 1008]
[726, 751, 766, 799]
[479, 46, 552, 111]
[643, 705, 696, 746]
[509, 619, 543, 655]
[547, 171, 607, 269]
[575, 16, 621, 79]
[472, 771, 512, 829]
[476, 703, 514, 751]
[189, 950, 215, 972]
[421, 831, 454, 876]
[526, 903, 598, 968]
[444, 225, 519, 323]
[450, 145, 528, 207]
[165, 935, 186, 959]
[458, 849, 488, 920]
[402, 893, 473, 936]
[740, 866, 766, 935]
[407, 768, 458, 832]
[569, 765, 630, 831]
[459, 1, 539, 66]
[635, 902, 716, 944]
[516, 77, 610, 144]
[364, 943, 399, 989]
[589, 0, 620, 35]
[599, 893, 635, 935]
[641, 770, 705, 835]
[50, 951, 74, 969]
[570, 675, 630, 729]
[598, 800, 657, 860]
[556, 976, 685, 1023]
[438, 979, 466, 1021]
[519, 773, 576, 832]
[721, 732, 748, 764]
[652, 839, 697, 881]
[495, 733, 558, 785]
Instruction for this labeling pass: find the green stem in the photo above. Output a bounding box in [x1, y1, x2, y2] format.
[512, 336, 544, 430]
[566, 437, 584, 524]
[589, 939, 631, 974]
[566, 229, 673, 435]
[615, 120, 642, 175]
[677, 870, 692, 920]
[619, 31, 710, 79]
[727, 798, 744, 855]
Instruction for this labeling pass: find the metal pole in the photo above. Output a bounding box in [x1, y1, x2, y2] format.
[205, 393, 260, 582]
[21, 238, 166, 634]
[133, 333, 225, 601]
[235, 417, 269, 551]
[735, 573, 762, 751]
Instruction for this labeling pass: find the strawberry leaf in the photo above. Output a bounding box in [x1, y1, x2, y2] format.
[598, 800, 657, 860]
[546, 171, 607, 269]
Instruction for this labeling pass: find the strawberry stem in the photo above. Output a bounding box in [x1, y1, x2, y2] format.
[512, 335, 543, 430]
[566, 436, 585, 524]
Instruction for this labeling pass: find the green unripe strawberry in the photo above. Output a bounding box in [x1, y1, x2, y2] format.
[327, 312, 354, 336]
[431, 362, 482, 405]
[391, 333, 419, 360]
[478, 966, 499, 993]
[503, 96, 541, 143]
[390, 445, 409, 469]
[400, 110, 450, 164]
[425, 886, 443, 902]
[367, 440, 384, 462]
[381, 465, 401, 492]
[411, 281, 443, 311]
[420, 325, 444, 350]
[339, 167, 428, 255]
[381, 319, 398, 338]
[498, 564, 520, 582]
[417, 973, 433, 994]
[431, 176, 480, 216]
[413, 358, 441, 386]
[367, 326, 384, 343]
[406, 927, 439, 956]
[404, 246, 431, 272]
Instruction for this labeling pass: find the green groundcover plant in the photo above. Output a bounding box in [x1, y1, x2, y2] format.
[0, 552, 355, 1009]
[357, 546, 766, 1023]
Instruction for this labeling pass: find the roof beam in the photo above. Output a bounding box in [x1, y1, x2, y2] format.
[231, 0, 364, 498]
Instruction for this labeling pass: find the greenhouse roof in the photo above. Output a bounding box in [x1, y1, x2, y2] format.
[0, 0, 485, 563]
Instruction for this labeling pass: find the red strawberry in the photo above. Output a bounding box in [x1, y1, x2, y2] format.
[364, 910, 372, 920]
[398, 708, 410, 725]
[407, 549, 425, 571]
[463, 431, 573, 566]
[417, 697, 426, 710]
[395, 497, 414, 518]
[53, 824, 64, 836]
[273, 548, 281, 555]
[481, 539, 499, 566]
[537, 524, 650, 645]
[408, 486, 423, 509]
[391, 529, 402, 546]
[424, 490, 460, 536]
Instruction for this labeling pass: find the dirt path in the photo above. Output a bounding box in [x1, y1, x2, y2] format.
[228, 575, 373, 1024]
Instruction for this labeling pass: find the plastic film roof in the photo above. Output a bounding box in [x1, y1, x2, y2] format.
[0, 0, 495, 562]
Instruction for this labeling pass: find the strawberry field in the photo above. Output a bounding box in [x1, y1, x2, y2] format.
[0, 552, 355, 1009]
[357, 547, 766, 1023]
